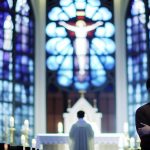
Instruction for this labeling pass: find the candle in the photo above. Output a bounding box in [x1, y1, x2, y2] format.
[21, 134, 25, 146]
[123, 122, 128, 133]
[24, 119, 29, 129]
[10, 116, 14, 128]
[32, 138, 36, 148]
[57, 122, 63, 133]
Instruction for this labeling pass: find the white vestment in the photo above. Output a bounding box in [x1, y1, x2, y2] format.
[69, 119, 94, 150]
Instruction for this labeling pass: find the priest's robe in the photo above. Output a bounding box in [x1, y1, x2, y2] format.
[69, 119, 94, 150]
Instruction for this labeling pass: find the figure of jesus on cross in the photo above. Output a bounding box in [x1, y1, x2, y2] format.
[59, 20, 103, 76]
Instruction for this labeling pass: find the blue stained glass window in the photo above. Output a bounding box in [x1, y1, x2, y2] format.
[46, 0, 115, 91]
[0, 0, 35, 144]
[126, 0, 149, 136]
[0, 0, 13, 141]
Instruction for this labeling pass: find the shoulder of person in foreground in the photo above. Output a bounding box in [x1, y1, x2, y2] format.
[136, 103, 149, 116]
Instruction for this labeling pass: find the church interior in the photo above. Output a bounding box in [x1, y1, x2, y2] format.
[0, 0, 149, 149]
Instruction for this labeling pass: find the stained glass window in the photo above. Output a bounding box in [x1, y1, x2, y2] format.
[46, 0, 115, 91]
[0, 0, 35, 144]
[126, 0, 149, 136]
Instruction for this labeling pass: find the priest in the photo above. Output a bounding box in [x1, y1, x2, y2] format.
[69, 110, 94, 150]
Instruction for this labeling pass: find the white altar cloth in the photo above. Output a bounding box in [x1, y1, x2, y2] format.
[36, 133, 123, 150]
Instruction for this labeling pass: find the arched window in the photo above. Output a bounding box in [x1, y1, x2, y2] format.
[46, 0, 115, 91]
[126, 0, 149, 136]
[0, 0, 13, 142]
[0, 0, 35, 144]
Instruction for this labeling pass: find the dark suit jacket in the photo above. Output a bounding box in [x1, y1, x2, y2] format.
[135, 103, 150, 150]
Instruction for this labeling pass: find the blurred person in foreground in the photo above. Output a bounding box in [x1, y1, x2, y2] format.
[135, 78, 150, 150]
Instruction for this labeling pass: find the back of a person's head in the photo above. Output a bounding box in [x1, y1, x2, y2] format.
[146, 78, 150, 91]
[77, 110, 85, 118]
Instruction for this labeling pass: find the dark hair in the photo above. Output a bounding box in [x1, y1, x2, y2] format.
[77, 110, 85, 118]
[146, 78, 150, 90]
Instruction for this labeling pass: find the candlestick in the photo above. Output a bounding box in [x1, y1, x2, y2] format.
[21, 134, 26, 146]
[22, 120, 30, 147]
[130, 137, 135, 149]
[9, 116, 15, 145]
[9, 127, 15, 145]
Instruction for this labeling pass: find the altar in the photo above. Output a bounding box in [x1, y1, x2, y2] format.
[36, 133, 124, 150]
